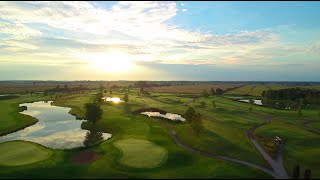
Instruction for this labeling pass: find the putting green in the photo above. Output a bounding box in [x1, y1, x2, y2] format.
[0, 141, 52, 166]
[114, 139, 168, 168]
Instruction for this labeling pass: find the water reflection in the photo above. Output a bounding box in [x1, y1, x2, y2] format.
[239, 99, 262, 105]
[101, 97, 123, 103]
[0, 101, 112, 149]
[83, 125, 109, 147]
[238, 99, 293, 110]
[141, 111, 186, 122]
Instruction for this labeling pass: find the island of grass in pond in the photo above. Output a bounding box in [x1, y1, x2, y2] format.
[0, 101, 112, 149]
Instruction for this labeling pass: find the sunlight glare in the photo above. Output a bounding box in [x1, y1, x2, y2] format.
[89, 52, 133, 73]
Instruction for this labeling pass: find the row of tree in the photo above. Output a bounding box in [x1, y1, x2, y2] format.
[262, 88, 320, 104]
[292, 164, 312, 179]
[184, 107, 204, 136]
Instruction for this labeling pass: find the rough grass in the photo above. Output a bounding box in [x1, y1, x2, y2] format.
[114, 139, 168, 168]
[0, 141, 52, 166]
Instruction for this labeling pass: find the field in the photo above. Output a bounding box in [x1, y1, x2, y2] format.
[0, 86, 319, 179]
[146, 84, 243, 94]
[224, 83, 319, 97]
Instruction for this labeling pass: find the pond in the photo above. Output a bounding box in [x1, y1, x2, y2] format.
[102, 97, 123, 103]
[238, 99, 292, 110]
[141, 111, 186, 122]
[0, 101, 112, 149]
[239, 99, 262, 105]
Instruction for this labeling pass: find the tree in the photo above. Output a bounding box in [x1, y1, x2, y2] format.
[293, 164, 300, 179]
[64, 84, 68, 90]
[84, 103, 103, 124]
[123, 93, 129, 103]
[215, 88, 223, 95]
[191, 113, 203, 136]
[140, 87, 144, 94]
[297, 106, 303, 117]
[94, 92, 103, 104]
[210, 87, 215, 96]
[202, 90, 209, 98]
[318, 111, 320, 119]
[304, 169, 311, 179]
[104, 90, 107, 94]
[99, 83, 104, 92]
[30, 91, 34, 96]
[212, 100, 216, 109]
[200, 101, 206, 108]
[83, 126, 104, 147]
[184, 107, 196, 122]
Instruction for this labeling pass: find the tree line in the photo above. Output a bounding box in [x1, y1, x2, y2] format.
[262, 88, 320, 104]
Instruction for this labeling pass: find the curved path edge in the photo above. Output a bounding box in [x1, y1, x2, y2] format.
[158, 118, 279, 179]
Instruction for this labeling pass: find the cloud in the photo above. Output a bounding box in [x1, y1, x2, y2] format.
[0, 1, 317, 68]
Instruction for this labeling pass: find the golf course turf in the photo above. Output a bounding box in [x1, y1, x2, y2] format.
[114, 139, 168, 168]
[0, 141, 52, 166]
[0, 88, 319, 179]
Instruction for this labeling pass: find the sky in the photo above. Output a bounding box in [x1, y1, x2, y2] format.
[0, 1, 320, 81]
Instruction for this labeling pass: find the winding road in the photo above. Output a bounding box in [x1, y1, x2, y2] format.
[158, 113, 289, 179]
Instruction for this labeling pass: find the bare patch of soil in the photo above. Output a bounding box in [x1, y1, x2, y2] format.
[71, 151, 100, 164]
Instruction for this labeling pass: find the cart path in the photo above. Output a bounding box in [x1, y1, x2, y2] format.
[158, 118, 279, 179]
[248, 114, 289, 179]
[304, 121, 320, 134]
[206, 113, 288, 178]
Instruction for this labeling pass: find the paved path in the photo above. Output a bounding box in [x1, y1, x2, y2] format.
[183, 97, 199, 106]
[304, 121, 320, 134]
[158, 111, 291, 179]
[158, 118, 278, 179]
[248, 115, 289, 179]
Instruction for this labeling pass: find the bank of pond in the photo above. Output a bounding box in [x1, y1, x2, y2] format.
[0, 101, 112, 149]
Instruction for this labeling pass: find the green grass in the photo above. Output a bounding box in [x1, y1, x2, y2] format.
[224, 85, 256, 96]
[114, 139, 168, 168]
[311, 122, 320, 129]
[249, 85, 270, 96]
[0, 94, 48, 136]
[255, 119, 320, 178]
[1, 89, 319, 178]
[0, 141, 52, 166]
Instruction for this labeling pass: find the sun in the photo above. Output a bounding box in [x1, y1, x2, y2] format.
[90, 52, 133, 73]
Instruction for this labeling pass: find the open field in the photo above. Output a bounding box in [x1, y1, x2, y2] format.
[224, 83, 320, 97]
[224, 84, 256, 96]
[0, 141, 52, 166]
[146, 84, 243, 94]
[0, 86, 319, 178]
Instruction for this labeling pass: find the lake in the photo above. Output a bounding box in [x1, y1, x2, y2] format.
[0, 101, 112, 149]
